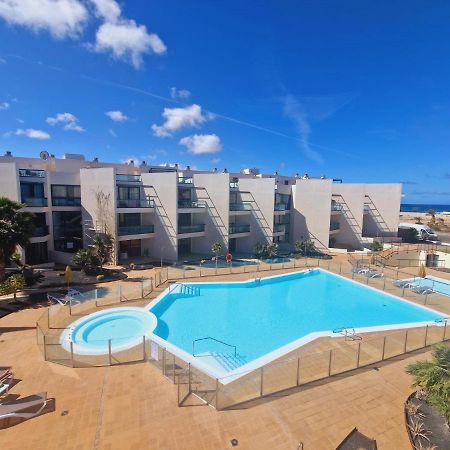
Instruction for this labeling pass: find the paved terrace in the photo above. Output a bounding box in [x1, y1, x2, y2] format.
[0, 257, 449, 449]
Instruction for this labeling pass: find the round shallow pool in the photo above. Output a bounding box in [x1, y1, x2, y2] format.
[61, 307, 157, 355]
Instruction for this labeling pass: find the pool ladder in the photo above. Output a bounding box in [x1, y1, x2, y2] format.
[333, 327, 362, 341]
[192, 337, 237, 357]
[168, 282, 201, 296]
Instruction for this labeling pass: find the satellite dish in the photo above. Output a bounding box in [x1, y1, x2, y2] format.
[40, 150, 50, 161]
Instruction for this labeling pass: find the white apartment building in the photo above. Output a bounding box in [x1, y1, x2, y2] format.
[0, 152, 402, 265]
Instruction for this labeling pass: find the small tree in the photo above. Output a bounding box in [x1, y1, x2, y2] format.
[211, 242, 223, 268]
[0, 198, 35, 281]
[265, 243, 278, 258]
[295, 239, 316, 256]
[254, 242, 266, 258]
[73, 249, 99, 274]
[426, 209, 437, 224]
[0, 273, 25, 299]
[406, 344, 450, 428]
[92, 234, 114, 272]
[368, 241, 383, 252]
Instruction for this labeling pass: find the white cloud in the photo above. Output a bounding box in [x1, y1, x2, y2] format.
[46, 112, 84, 132]
[179, 134, 222, 155]
[16, 128, 50, 140]
[105, 110, 128, 122]
[151, 104, 213, 137]
[170, 87, 191, 100]
[90, 0, 166, 68]
[0, 0, 88, 39]
[0, 101, 9, 110]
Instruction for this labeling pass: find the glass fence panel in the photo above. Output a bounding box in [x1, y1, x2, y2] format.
[72, 341, 110, 367]
[262, 358, 298, 396]
[218, 369, 261, 410]
[190, 366, 217, 408]
[110, 337, 146, 365]
[298, 351, 331, 385]
[383, 332, 406, 359]
[405, 327, 426, 352]
[44, 335, 72, 367]
[330, 346, 358, 375]
[146, 339, 164, 371]
[358, 337, 385, 366]
[426, 325, 444, 346]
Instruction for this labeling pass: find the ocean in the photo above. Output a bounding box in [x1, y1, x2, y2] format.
[401, 204, 450, 213]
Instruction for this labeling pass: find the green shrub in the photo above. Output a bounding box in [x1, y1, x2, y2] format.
[368, 241, 383, 252]
[0, 273, 25, 299]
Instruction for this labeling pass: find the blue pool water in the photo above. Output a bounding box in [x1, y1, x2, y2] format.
[406, 276, 450, 297]
[150, 270, 443, 373]
[62, 308, 156, 354]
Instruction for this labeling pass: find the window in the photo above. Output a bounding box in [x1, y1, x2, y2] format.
[20, 182, 44, 199]
[118, 213, 140, 227]
[51, 185, 80, 198]
[118, 186, 140, 200]
[52, 211, 82, 253]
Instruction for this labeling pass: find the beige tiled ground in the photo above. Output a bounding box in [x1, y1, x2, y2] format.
[0, 260, 448, 449]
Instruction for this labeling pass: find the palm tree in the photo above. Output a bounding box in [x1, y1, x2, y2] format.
[254, 242, 266, 258]
[211, 242, 223, 268]
[406, 343, 450, 428]
[265, 243, 278, 258]
[0, 197, 35, 282]
[92, 234, 114, 272]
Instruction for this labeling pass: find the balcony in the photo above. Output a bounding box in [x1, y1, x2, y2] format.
[22, 197, 48, 207]
[178, 224, 205, 234]
[331, 203, 343, 212]
[32, 225, 49, 237]
[117, 197, 155, 208]
[229, 224, 250, 234]
[178, 200, 207, 209]
[330, 222, 340, 234]
[229, 181, 239, 189]
[230, 203, 252, 211]
[274, 203, 290, 211]
[52, 197, 81, 207]
[118, 224, 155, 236]
[19, 169, 45, 178]
[178, 176, 193, 185]
[116, 174, 142, 183]
[273, 224, 286, 233]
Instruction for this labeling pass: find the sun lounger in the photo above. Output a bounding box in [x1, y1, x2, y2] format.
[0, 375, 13, 397]
[394, 280, 415, 288]
[365, 271, 383, 278]
[0, 392, 48, 422]
[352, 266, 369, 274]
[46, 288, 82, 306]
[411, 285, 434, 295]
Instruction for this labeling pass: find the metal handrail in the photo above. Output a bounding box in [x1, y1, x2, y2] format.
[193, 337, 237, 357]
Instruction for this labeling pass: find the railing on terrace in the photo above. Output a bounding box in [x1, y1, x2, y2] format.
[229, 224, 250, 234]
[274, 203, 290, 211]
[331, 203, 343, 211]
[178, 176, 193, 184]
[36, 259, 450, 411]
[178, 200, 207, 209]
[22, 197, 48, 207]
[32, 225, 49, 237]
[116, 174, 142, 182]
[117, 197, 154, 208]
[229, 202, 252, 211]
[229, 182, 239, 189]
[178, 224, 205, 234]
[273, 224, 286, 233]
[52, 197, 81, 207]
[118, 224, 155, 236]
[19, 169, 45, 178]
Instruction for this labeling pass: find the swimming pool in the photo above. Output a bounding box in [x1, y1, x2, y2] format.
[404, 275, 450, 296]
[61, 307, 157, 355]
[149, 269, 444, 379]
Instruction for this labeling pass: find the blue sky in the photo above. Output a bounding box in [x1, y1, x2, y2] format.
[0, 0, 450, 204]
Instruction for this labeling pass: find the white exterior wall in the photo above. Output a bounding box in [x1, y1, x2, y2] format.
[142, 172, 178, 263]
[235, 177, 275, 253]
[0, 162, 20, 200]
[292, 179, 332, 250]
[191, 173, 229, 254]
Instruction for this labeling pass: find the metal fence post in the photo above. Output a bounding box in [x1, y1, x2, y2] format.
[140, 282, 144, 298]
[43, 334, 47, 361]
[47, 307, 51, 329]
[108, 339, 112, 365]
[118, 284, 122, 301]
[424, 292, 428, 305]
[328, 349, 332, 376]
[383, 276, 386, 291]
[70, 341, 74, 367]
[173, 355, 176, 383]
[356, 343, 361, 368]
[296, 357, 300, 386]
[215, 377, 220, 410]
[382, 336, 386, 360]
[142, 336, 146, 360]
[404, 330, 409, 353]
[444, 320, 448, 341]
[162, 348, 166, 375]
[424, 325, 428, 347]
[402, 286, 405, 297]
[260, 367, 264, 397]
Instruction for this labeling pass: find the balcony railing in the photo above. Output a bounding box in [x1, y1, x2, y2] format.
[117, 197, 154, 208]
[19, 169, 45, 178]
[32, 225, 49, 237]
[229, 182, 239, 189]
[229, 224, 250, 234]
[178, 224, 205, 234]
[22, 197, 48, 207]
[118, 224, 154, 236]
[330, 222, 340, 231]
[273, 224, 286, 233]
[178, 200, 207, 209]
[116, 174, 142, 183]
[331, 203, 343, 211]
[52, 197, 81, 207]
[230, 202, 252, 211]
[178, 177, 193, 185]
[274, 203, 290, 211]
